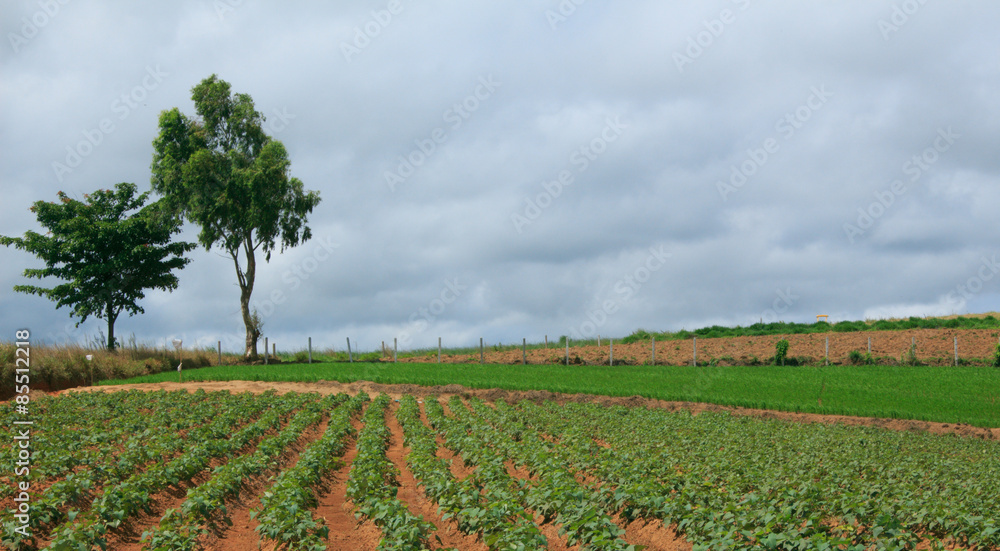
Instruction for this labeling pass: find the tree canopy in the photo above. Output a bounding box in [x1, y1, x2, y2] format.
[0, 183, 195, 350]
[150, 74, 321, 359]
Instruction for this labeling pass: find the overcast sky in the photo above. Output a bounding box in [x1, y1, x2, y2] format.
[2, 1, 999, 353]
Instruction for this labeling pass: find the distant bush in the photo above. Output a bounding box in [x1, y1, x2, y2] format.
[774, 339, 790, 366]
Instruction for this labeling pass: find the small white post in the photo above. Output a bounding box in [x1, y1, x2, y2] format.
[346, 337, 353, 363]
[651, 336, 656, 364]
[825, 336, 829, 366]
[598, 335, 601, 347]
[393, 338, 397, 363]
[954, 336, 958, 366]
[565, 338, 569, 366]
[609, 338, 613, 366]
[264, 337, 269, 364]
[438, 337, 442, 363]
[868, 336, 871, 355]
[172, 339, 183, 382]
[217, 340, 222, 366]
[480, 337, 484, 364]
[693, 337, 697, 366]
[545, 335, 548, 348]
[522, 338, 527, 365]
[308, 337, 312, 364]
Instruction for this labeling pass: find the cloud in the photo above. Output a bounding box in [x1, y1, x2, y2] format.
[2, 1, 1000, 352]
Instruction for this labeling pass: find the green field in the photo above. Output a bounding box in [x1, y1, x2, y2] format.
[102, 362, 1000, 428]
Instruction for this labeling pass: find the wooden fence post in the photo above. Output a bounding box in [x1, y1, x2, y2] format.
[522, 338, 527, 365]
[609, 338, 614, 366]
[264, 337, 269, 364]
[308, 337, 312, 364]
[346, 337, 353, 363]
[393, 338, 397, 363]
[438, 337, 442, 363]
[480, 337, 484, 364]
[652, 336, 656, 365]
[693, 337, 697, 366]
[218, 340, 222, 366]
[565, 338, 569, 366]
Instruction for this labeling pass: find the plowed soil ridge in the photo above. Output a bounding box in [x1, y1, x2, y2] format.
[399, 328, 1000, 366]
[384, 401, 487, 550]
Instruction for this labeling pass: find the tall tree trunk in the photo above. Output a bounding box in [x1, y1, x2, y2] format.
[106, 301, 117, 351]
[241, 287, 259, 361]
[236, 238, 259, 361]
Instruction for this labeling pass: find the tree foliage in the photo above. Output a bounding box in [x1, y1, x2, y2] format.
[150, 74, 321, 359]
[0, 183, 195, 350]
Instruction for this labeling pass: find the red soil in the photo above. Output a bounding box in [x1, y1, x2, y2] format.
[399, 328, 1000, 366]
[384, 401, 487, 551]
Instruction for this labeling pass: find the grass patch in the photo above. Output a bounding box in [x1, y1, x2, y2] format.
[101, 362, 1000, 428]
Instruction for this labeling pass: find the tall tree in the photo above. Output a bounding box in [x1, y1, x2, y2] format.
[1, 183, 195, 350]
[151, 74, 321, 360]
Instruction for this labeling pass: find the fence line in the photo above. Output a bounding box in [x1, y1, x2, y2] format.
[205, 331, 1000, 367]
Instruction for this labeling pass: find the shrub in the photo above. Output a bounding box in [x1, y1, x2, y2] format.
[901, 343, 922, 366]
[993, 343, 1000, 368]
[774, 339, 790, 366]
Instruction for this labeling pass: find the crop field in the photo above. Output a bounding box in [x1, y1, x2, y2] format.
[101, 362, 1000, 428]
[2, 389, 998, 550]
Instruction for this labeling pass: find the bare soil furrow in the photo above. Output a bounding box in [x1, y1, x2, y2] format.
[385, 401, 487, 551]
[317, 416, 383, 551]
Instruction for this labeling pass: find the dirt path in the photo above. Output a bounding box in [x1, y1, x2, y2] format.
[619, 516, 692, 551]
[67, 380, 1000, 439]
[503, 461, 580, 551]
[200, 416, 331, 551]
[319, 416, 383, 551]
[384, 400, 487, 551]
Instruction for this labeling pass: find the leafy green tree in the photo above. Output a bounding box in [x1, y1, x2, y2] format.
[1, 183, 195, 350]
[150, 75, 321, 360]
